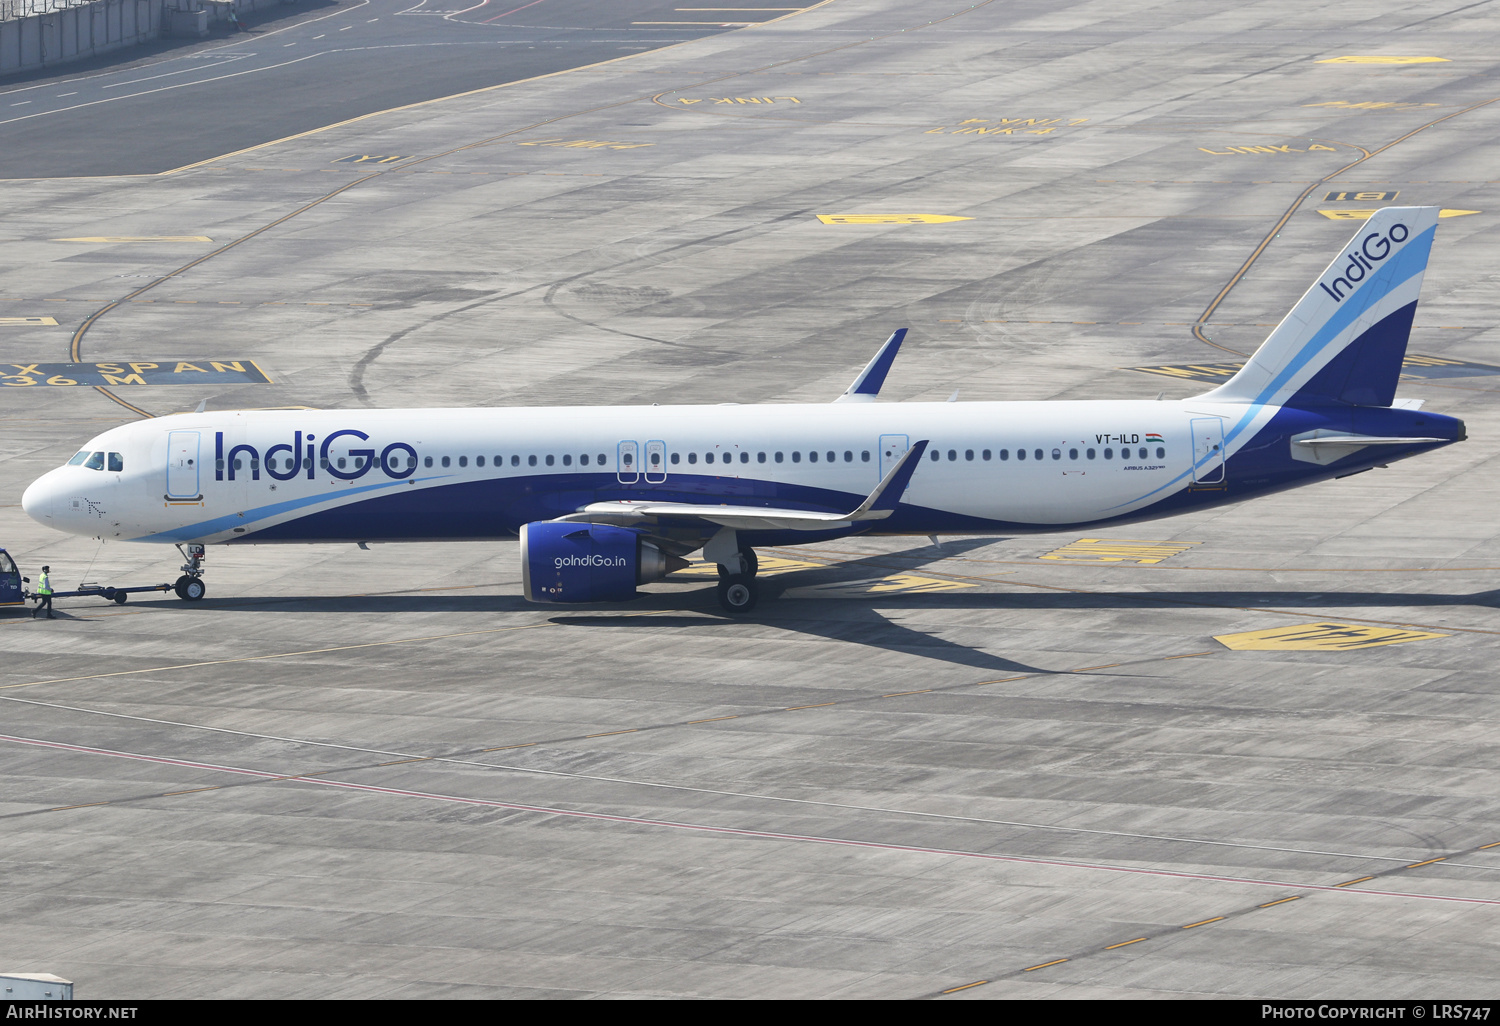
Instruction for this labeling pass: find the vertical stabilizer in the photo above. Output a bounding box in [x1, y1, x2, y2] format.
[1197, 207, 1439, 408]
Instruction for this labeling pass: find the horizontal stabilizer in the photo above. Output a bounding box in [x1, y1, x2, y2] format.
[1294, 435, 1446, 446]
[834, 328, 906, 402]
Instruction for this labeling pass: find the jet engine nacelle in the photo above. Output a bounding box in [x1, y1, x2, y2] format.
[520, 521, 685, 603]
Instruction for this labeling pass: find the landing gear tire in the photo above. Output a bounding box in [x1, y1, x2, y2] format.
[715, 547, 758, 579]
[716, 575, 758, 614]
[175, 575, 206, 601]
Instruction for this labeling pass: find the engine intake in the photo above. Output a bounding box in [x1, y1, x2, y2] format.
[521, 521, 686, 603]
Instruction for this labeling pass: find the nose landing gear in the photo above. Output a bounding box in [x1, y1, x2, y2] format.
[173, 543, 207, 601]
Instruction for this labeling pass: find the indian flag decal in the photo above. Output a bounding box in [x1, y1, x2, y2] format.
[1145, 433, 1164, 442]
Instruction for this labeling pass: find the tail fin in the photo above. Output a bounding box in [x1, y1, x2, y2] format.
[1197, 207, 1439, 408]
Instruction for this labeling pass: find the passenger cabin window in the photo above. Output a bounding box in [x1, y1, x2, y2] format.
[1156, 446, 1165, 459]
[562, 455, 572, 466]
[808, 451, 817, 463]
[688, 453, 698, 465]
[545, 455, 555, 467]
[476, 456, 485, 467]
[1017, 449, 1026, 461]
[671, 453, 681, 465]
[512, 456, 521, 467]
[459, 456, 468, 468]
[792, 451, 802, 463]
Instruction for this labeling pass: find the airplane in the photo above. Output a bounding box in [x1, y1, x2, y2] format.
[20, 206, 1464, 614]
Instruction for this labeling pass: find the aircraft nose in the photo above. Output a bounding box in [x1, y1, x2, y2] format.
[21, 471, 57, 524]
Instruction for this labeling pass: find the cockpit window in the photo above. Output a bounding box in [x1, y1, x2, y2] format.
[67, 451, 90, 466]
[108, 452, 124, 472]
[83, 451, 105, 471]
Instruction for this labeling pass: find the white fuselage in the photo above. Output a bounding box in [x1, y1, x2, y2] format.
[22, 399, 1241, 545]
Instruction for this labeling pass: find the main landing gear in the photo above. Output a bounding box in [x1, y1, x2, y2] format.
[173, 543, 207, 602]
[714, 544, 759, 615]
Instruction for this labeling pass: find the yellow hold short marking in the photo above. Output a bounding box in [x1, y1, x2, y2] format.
[1215, 622, 1449, 651]
[785, 574, 976, 598]
[1316, 56, 1450, 64]
[52, 236, 213, 242]
[677, 557, 823, 577]
[816, 214, 973, 225]
[331, 154, 409, 164]
[1319, 209, 1478, 220]
[1041, 539, 1201, 564]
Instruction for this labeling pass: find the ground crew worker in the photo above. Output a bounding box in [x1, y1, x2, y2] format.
[33, 565, 53, 619]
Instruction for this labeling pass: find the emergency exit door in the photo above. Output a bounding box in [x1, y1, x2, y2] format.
[166, 430, 201, 498]
[644, 440, 666, 483]
[616, 440, 639, 484]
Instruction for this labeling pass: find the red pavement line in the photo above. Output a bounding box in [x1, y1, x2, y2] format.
[6, 732, 1497, 907]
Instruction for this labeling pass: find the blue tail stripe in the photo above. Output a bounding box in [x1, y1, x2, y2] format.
[1221, 223, 1435, 448]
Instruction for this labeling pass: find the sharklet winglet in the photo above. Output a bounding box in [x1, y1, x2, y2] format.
[835, 328, 907, 402]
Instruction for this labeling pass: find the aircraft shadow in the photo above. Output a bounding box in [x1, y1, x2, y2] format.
[22, 537, 1491, 675]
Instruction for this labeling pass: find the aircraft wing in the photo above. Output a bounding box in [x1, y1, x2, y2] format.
[555, 440, 930, 532]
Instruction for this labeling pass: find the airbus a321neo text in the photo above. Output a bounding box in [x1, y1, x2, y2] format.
[22, 208, 1464, 613]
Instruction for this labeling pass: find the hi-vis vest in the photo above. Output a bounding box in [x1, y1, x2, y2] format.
[37, 572, 51, 595]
